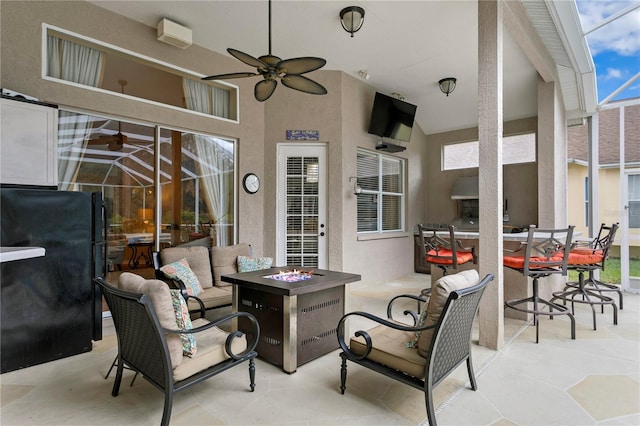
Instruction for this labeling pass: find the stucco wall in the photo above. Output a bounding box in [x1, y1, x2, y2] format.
[0, 0, 266, 255]
[262, 70, 430, 286]
[0, 0, 430, 285]
[424, 117, 538, 228]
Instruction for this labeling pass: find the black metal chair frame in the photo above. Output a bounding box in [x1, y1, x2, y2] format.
[96, 277, 259, 426]
[504, 225, 575, 343]
[337, 273, 494, 426]
[551, 223, 620, 330]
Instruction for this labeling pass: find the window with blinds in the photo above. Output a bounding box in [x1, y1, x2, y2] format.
[356, 150, 405, 233]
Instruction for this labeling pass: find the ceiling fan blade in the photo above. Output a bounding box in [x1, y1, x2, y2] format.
[255, 79, 277, 102]
[281, 75, 327, 95]
[228, 48, 268, 69]
[202, 72, 259, 81]
[277, 57, 326, 75]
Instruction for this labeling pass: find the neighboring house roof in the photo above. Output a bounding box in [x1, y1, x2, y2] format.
[567, 101, 640, 166]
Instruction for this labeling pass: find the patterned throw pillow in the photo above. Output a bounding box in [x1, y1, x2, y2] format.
[237, 255, 273, 272]
[160, 258, 203, 297]
[405, 307, 429, 349]
[169, 290, 197, 357]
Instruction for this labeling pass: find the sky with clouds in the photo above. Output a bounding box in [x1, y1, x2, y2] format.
[575, 0, 640, 103]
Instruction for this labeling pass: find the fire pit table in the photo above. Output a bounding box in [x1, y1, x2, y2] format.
[221, 267, 361, 373]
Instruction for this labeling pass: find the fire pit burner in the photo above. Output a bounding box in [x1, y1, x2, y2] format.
[263, 269, 314, 282]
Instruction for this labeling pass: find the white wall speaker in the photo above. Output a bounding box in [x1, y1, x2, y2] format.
[157, 18, 192, 49]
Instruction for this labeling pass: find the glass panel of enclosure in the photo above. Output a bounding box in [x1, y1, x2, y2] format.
[57, 111, 235, 271]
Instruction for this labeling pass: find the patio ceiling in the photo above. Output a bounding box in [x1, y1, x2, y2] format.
[89, 0, 596, 135]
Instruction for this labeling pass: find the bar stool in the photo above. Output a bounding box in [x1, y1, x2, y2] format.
[503, 225, 575, 343]
[416, 224, 476, 298]
[552, 223, 619, 330]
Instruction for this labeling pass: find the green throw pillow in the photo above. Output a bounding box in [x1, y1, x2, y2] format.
[237, 255, 273, 272]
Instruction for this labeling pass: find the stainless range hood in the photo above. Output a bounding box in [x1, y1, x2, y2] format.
[451, 176, 479, 200]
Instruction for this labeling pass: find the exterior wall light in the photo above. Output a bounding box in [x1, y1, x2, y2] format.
[349, 177, 362, 195]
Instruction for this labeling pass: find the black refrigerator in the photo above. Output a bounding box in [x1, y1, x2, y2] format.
[1, 187, 105, 373]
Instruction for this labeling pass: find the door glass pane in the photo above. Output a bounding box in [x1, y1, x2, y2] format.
[285, 155, 319, 267]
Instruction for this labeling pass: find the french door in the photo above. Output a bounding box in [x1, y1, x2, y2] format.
[276, 143, 327, 269]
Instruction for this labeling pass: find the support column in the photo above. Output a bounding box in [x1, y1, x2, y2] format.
[537, 79, 568, 299]
[537, 80, 568, 228]
[478, 0, 504, 350]
[587, 114, 599, 237]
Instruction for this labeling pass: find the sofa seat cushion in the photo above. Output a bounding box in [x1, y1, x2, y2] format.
[117, 272, 183, 368]
[210, 243, 251, 287]
[350, 325, 426, 379]
[161, 246, 214, 288]
[417, 269, 480, 358]
[173, 318, 248, 382]
[187, 286, 232, 312]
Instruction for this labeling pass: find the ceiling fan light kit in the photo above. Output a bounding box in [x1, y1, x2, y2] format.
[202, 0, 327, 102]
[340, 6, 365, 37]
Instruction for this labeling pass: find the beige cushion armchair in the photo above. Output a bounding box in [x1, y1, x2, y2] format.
[97, 273, 259, 426]
[337, 270, 494, 426]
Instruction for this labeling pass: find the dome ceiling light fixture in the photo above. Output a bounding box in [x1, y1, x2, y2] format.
[340, 6, 365, 38]
[202, 0, 327, 102]
[439, 77, 457, 97]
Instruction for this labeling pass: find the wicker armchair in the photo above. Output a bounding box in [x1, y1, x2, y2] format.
[96, 275, 259, 426]
[337, 270, 493, 426]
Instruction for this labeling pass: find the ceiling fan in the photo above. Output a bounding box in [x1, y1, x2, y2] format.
[87, 80, 129, 151]
[202, 0, 327, 102]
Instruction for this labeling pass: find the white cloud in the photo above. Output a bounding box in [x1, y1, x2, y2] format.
[577, 0, 640, 56]
[604, 67, 624, 79]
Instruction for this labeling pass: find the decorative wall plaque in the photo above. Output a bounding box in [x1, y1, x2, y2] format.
[286, 130, 319, 141]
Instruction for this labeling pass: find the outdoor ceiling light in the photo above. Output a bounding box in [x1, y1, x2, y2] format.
[340, 6, 365, 38]
[439, 77, 457, 96]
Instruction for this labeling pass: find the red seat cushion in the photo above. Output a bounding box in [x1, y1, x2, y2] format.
[503, 255, 565, 270]
[426, 249, 474, 265]
[567, 250, 604, 265]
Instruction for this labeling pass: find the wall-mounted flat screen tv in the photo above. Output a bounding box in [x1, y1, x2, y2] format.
[367, 92, 417, 142]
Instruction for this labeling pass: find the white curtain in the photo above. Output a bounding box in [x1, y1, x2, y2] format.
[183, 78, 232, 246]
[48, 36, 104, 190]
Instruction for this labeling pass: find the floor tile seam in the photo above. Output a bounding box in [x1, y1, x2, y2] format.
[430, 317, 533, 422]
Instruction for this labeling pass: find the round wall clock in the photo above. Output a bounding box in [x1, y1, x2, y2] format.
[242, 173, 260, 194]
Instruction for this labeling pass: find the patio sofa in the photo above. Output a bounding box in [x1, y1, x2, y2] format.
[154, 238, 252, 315]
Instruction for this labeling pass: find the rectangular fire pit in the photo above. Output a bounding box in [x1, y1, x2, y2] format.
[221, 267, 361, 373]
